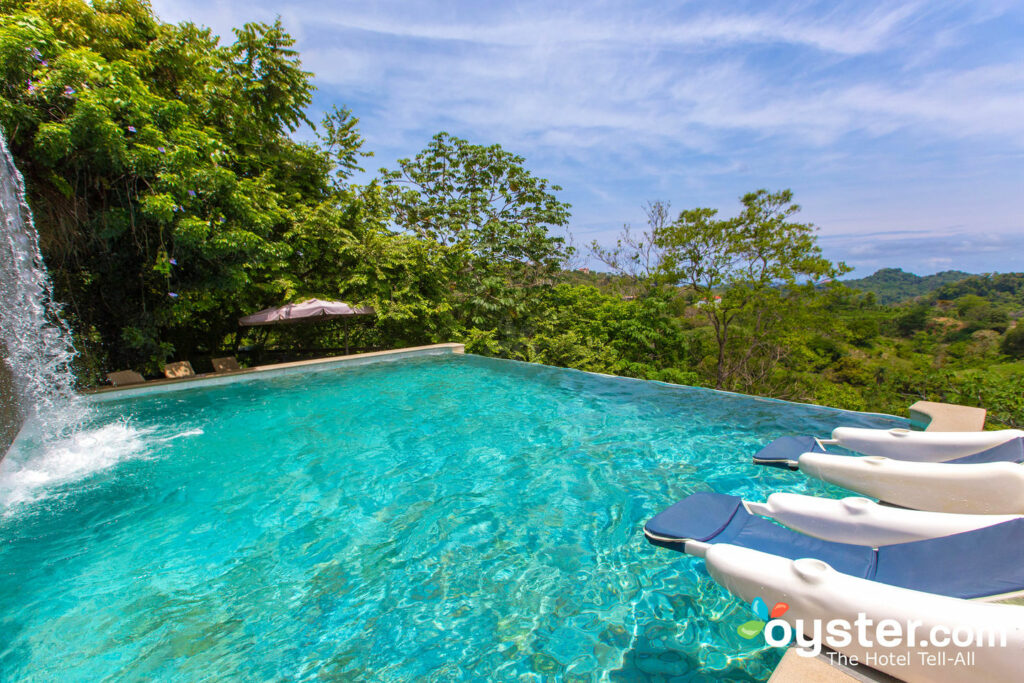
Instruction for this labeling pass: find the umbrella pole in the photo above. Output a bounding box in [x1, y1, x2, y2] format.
[344, 318, 350, 355]
[259, 327, 270, 363]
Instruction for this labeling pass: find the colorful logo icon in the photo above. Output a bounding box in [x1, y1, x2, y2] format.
[737, 597, 789, 639]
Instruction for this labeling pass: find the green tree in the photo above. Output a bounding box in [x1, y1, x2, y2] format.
[655, 189, 848, 389]
[0, 0, 369, 373]
[1002, 324, 1024, 359]
[587, 200, 671, 296]
[894, 303, 931, 337]
[513, 283, 687, 377]
[380, 132, 572, 333]
[954, 294, 1009, 334]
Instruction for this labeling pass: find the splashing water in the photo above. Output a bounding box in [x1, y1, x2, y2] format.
[0, 418, 204, 512]
[0, 420, 151, 509]
[0, 132, 83, 454]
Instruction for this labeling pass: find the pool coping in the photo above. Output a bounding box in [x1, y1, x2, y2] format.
[479, 355, 911, 425]
[85, 343, 465, 401]
[909, 400, 987, 432]
[770, 648, 900, 683]
[84, 344, 910, 423]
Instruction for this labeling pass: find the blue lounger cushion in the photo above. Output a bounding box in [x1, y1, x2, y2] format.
[752, 434, 1024, 467]
[645, 491, 1024, 600]
[948, 437, 1024, 465]
[751, 436, 826, 469]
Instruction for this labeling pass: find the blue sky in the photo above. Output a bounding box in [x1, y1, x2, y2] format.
[151, 0, 1024, 276]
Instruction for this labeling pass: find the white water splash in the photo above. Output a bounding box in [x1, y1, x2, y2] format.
[0, 132, 84, 449]
[0, 421, 147, 508]
[168, 428, 204, 440]
[0, 421, 205, 509]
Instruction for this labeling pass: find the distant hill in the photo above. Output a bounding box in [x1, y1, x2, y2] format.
[934, 272, 1024, 305]
[843, 268, 973, 304]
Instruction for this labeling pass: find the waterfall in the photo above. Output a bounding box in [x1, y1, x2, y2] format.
[0, 132, 81, 456]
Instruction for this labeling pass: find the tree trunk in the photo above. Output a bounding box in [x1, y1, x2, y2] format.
[715, 320, 727, 389]
[715, 345, 726, 389]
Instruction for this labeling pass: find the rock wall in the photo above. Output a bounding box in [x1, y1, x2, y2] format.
[0, 354, 21, 455]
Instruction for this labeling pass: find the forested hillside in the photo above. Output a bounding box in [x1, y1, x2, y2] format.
[843, 268, 972, 304]
[1, 1, 1020, 428]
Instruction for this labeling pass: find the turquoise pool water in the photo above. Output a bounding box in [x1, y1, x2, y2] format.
[0, 354, 906, 681]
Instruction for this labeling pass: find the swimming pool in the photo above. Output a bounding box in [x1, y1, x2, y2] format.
[0, 353, 906, 680]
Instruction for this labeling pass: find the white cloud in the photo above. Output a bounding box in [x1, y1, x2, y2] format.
[150, 0, 1024, 274]
[152, 1, 1024, 149]
[301, 2, 921, 56]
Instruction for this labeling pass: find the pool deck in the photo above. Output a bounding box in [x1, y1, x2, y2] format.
[86, 343, 465, 398]
[909, 400, 987, 431]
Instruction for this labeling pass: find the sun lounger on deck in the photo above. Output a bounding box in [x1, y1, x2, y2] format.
[211, 356, 241, 373]
[753, 440, 1024, 514]
[644, 491, 1024, 682]
[645, 491, 1024, 599]
[106, 370, 145, 387]
[741, 491, 1020, 546]
[162, 361, 195, 379]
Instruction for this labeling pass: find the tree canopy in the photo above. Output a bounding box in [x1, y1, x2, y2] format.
[380, 132, 572, 334]
[0, 0, 366, 370]
[655, 189, 848, 388]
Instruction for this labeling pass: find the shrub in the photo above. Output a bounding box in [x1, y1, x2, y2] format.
[1002, 324, 1024, 359]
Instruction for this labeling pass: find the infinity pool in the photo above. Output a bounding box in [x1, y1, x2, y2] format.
[0, 353, 905, 680]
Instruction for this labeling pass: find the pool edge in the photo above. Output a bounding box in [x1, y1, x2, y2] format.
[464, 354, 909, 425]
[85, 343, 465, 402]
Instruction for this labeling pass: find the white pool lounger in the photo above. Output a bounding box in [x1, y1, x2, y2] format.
[752, 430, 1024, 513]
[753, 428, 1024, 467]
[829, 427, 1024, 461]
[745, 492, 1021, 546]
[707, 544, 1024, 683]
[645, 492, 1024, 683]
[789, 451, 1024, 514]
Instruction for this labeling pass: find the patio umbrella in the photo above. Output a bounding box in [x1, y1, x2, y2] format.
[238, 299, 375, 354]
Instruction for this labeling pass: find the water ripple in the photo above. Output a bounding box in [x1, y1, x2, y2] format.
[0, 355, 905, 680]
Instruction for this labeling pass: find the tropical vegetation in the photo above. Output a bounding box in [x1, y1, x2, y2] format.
[1, 1, 1021, 428]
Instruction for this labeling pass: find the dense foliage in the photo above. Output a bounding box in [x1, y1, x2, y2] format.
[0, 0, 370, 374]
[379, 132, 571, 342]
[844, 267, 972, 304]
[655, 189, 849, 388]
[1, 1, 1021, 429]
